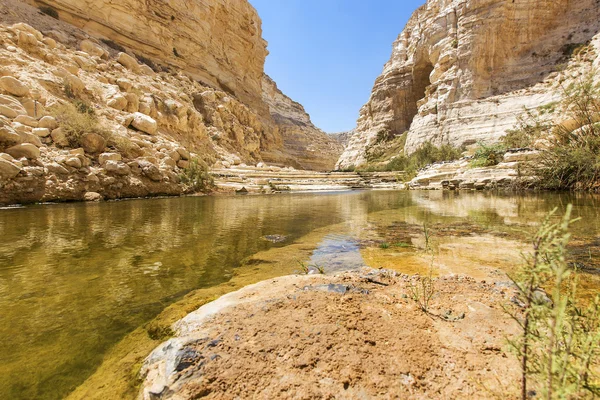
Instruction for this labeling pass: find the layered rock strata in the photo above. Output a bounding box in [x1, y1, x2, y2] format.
[338, 0, 600, 169]
[261, 76, 343, 171]
[0, 0, 341, 204]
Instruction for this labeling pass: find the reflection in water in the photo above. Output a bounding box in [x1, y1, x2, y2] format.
[309, 234, 365, 273]
[0, 190, 598, 400]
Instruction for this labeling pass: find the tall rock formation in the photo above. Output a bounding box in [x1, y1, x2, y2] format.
[22, 0, 341, 170]
[261, 76, 343, 171]
[25, 0, 268, 115]
[337, 0, 600, 169]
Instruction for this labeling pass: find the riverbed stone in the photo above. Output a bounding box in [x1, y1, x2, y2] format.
[83, 191, 103, 202]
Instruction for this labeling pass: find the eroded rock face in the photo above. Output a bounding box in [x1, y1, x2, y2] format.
[337, 0, 600, 169]
[261, 76, 343, 171]
[26, 0, 268, 115]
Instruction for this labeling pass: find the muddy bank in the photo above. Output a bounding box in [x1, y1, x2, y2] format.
[139, 269, 521, 399]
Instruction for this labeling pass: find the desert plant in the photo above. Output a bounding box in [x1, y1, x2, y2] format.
[51, 102, 110, 147]
[506, 205, 600, 399]
[408, 224, 436, 314]
[179, 158, 214, 193]
[470, 142, 507, 168]
[385, 142, 463, 178]
[535, 71, 600, 191]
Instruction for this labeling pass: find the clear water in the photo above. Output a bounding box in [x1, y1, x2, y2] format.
[0, 190, 599, 399]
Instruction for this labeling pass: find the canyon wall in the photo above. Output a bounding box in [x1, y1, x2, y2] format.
[261, 75, 343, 171]
[0, 0, 341, 205]
[25, 0, 269, 115]
[338, 0, 600, 169]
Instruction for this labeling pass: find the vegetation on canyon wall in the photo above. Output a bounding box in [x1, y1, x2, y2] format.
[506, 205, 600, 399]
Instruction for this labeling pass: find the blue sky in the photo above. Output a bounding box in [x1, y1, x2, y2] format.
[249, 0, 424, 133]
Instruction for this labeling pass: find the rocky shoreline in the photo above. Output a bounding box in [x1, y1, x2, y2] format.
[139, 268, 521, 399]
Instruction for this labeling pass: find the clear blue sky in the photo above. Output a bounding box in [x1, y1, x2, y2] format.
[249, 0, 424, 133]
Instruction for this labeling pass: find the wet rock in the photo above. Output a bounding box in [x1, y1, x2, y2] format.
[80, 133, 106, 154]
[83, 191, 103, 202]
[263, 235, 288, 243]
[130, 112, 158, 135]
[0, 76, 30, 97]
[6, 143, 40, 159]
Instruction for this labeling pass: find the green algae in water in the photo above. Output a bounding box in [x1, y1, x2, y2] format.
[1, 190, 600, 400]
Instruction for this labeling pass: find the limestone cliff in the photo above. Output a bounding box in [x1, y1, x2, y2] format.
[337, 0, 600, 169]
[0, 0, 341, 204]
[261, 75, 343, 171]
[24, 0, 268, 115]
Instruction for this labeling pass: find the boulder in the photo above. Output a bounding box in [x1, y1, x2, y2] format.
[117, 53, 140, 73]
[70, 148, 85, 156]
[64, 73, 86, 94]
[80, 133, 106, 154]
[14, 115, 38, 127]
[18, 131, 42, 147]
[65, 157, 82, 169]
[5, 143, 40, 159]
[0, 104, 24, 119]
[177, 160, 190, 169]
[0, 158, 21, 180]
[46, 162, 69, 175]
[33, 128, 51, 138]
[138, 160, 162, 181]
[83, 192, 103, 202]
[104, 160, 131, 176]
[99, 152, 122, 165]
[42, 37, 57, 49]
[80, 40, 105, 58]
[18, 31, 38, 48]
[0, 126, 22, 146]
[130, 112, 158, 135]
[0, 76, 30, 97]
[38, 116, 58, 130]
[108, 95, 127, 111]
[176, 147, 190, 160]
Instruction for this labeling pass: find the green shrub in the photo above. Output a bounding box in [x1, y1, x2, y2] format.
[51, 102, 110, 147]
[470, 142, 507, 168]
[385, 142, 463, 179]
[179, 159, 214, 193]
[502, 109, 553, 149]
[506, 205, 600, 399]
[535, 71, 600, 191]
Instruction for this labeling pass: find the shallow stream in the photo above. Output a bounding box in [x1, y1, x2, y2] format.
[1, 190, 599, 399]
